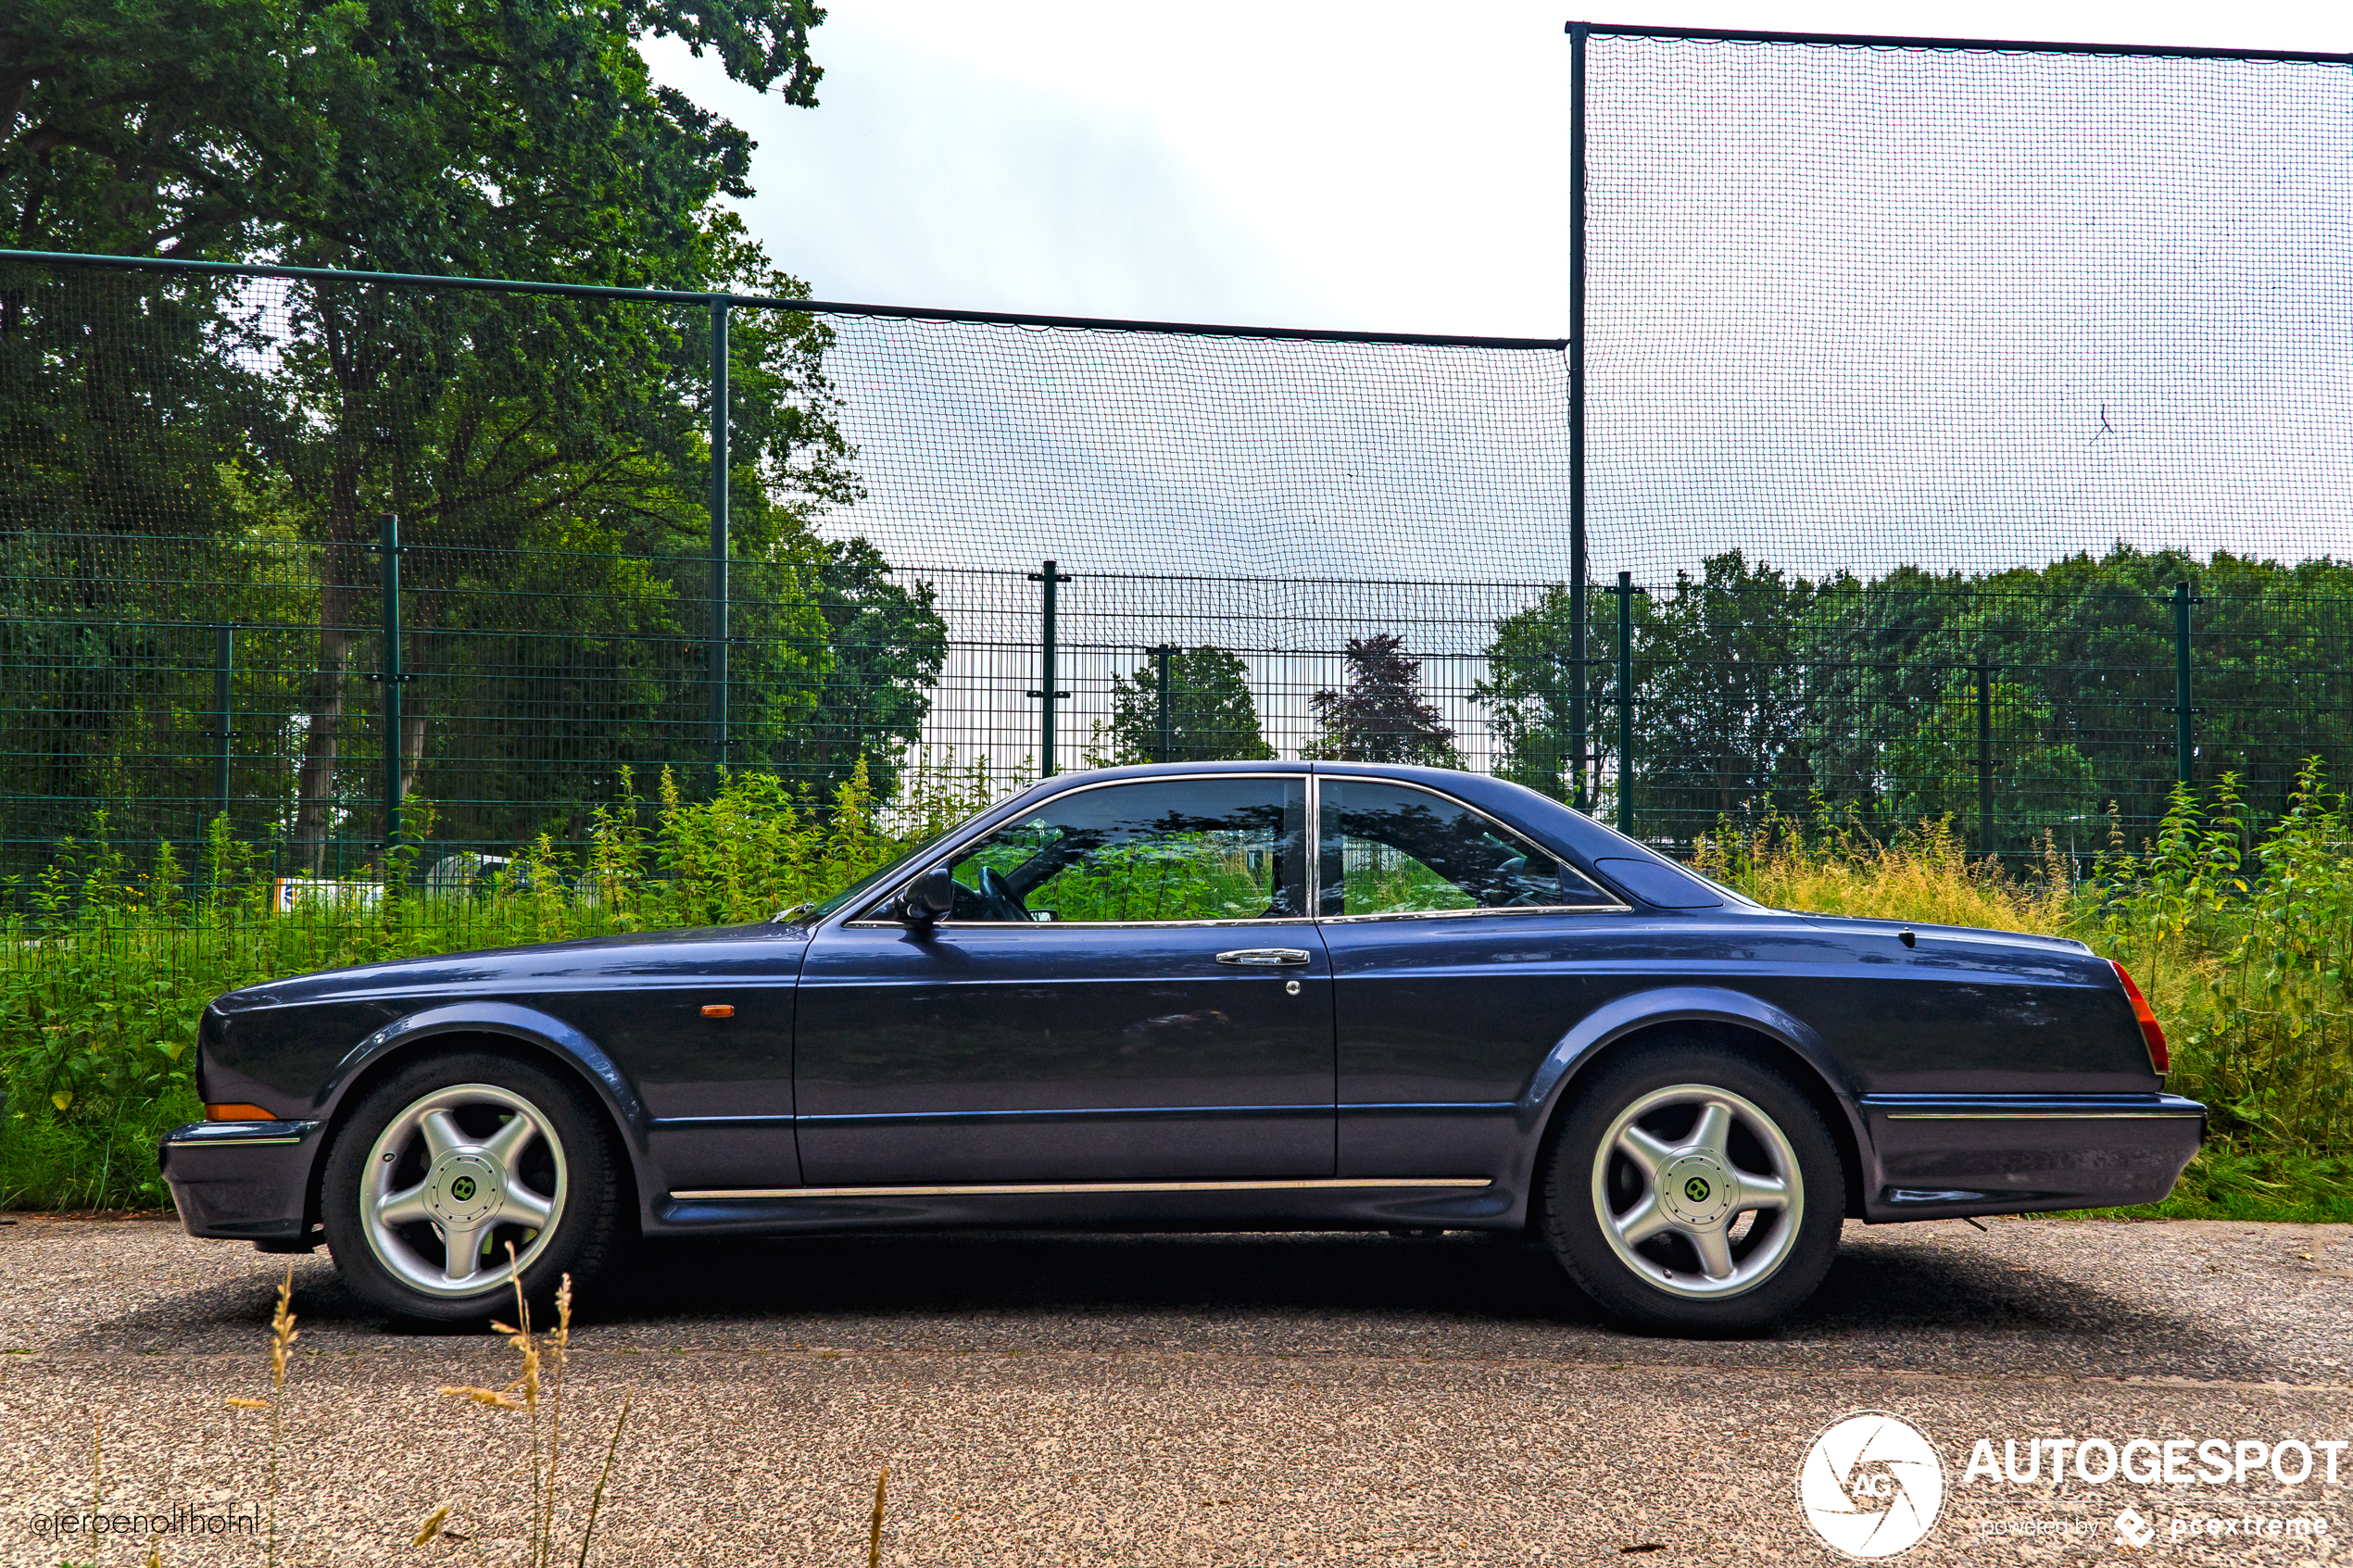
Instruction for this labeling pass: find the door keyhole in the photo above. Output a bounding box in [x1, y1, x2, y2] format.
[1284, 979, 1302, 997]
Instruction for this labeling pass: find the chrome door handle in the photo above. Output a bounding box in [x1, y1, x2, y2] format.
[1216, 947, 1311, 966]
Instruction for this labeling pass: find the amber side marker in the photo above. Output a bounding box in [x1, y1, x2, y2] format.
[700, 1004, 735, 1019]
[205, 1103, 275, 1122]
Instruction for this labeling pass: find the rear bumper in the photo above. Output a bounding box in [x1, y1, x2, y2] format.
[1858, 1093, 2206, 1222]
[158, 1121, 321, 1244]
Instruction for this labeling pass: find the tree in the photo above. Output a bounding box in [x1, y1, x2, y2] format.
[1306, 633, 1457, 765]
[1624, 552, 1815, 843]
[1475, 584, 1605, 801]
[1103, 646, 1275, 763]
[784, 537, 950, 799]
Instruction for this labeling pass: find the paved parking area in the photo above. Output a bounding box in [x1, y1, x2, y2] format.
[0, 1214, 2347, 1565]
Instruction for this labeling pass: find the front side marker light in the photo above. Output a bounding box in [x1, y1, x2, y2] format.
[2109, 960, 2169, 1073]
[205, 1102, 276, 1122]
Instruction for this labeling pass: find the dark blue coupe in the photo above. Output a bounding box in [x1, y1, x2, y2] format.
[162, 762, 2202, 1333]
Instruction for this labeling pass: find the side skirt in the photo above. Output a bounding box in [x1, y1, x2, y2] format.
[648, 1177, 1515, 1236]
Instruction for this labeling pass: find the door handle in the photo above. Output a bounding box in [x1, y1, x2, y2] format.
[1215, 948, 1311, 966]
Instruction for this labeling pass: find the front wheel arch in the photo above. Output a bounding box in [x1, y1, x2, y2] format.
[306, 1025, 644, 1245]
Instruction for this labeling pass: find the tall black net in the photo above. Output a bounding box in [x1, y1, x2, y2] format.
[5, 19, 2351, 899]
[1581, 30, 2353, 583]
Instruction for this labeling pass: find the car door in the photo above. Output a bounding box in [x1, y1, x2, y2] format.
[794, 772, 1333, 1185]
[1314, 775, 1629, 1178]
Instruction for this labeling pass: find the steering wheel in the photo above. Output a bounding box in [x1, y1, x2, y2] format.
[976, 865, 1028, 922]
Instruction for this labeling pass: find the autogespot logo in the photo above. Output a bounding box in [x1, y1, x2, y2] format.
[1798, 1412, 1947, 1559]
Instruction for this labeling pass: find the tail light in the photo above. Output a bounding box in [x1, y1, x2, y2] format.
[2109, 960, 2169, 1073]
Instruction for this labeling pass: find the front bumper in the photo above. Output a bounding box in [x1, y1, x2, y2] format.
[158, 1120, 322, 1245]
[1859, 1093, 2207, 1221]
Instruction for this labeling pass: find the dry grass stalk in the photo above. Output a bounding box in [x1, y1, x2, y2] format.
[867, 1467, 888, 1568]
[263, 1266, 297, 1568]
[425, 1271, 623, 1568]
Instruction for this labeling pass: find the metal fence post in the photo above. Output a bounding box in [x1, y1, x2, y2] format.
[1615, 571, 1639, 834]
[2171, 579, 2195, 787]
[1567, 19, 1591, 814]
[379, 510, 404, 850]
[1026, 559, 1071, 776]
[210, 623, 233, 827]
[709, 295, 731, 778]
[1974, 656, 1993, 859]
[1154, 644, 1175, 762]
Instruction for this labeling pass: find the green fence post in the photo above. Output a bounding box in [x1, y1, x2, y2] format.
[1567, 19, 1590, 814]
[210, 623, 233, 827]
[378, 510, 404, 851]
[1974, 655, 1993, 859]
[2171, 579, 2194, 787]
[1027, 560, 1071, 776]
[1154, 644, 1175, 762]
[1615, 571, 1636, 834]
[709, 295, 731, 779]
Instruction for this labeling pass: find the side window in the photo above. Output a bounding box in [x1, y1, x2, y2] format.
[1316, 779, 1615, 918]
[942, 776, 1308, 923]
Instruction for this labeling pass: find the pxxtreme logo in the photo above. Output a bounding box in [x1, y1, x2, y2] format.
[1798, 1412, 1947, 1559]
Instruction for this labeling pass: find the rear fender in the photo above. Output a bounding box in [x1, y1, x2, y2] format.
[1510, 985, 1870, 1203]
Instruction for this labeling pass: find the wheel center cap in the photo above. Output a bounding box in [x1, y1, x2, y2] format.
[427, 1153, 502, 1226]
[1660, 1154, 1735, 1226]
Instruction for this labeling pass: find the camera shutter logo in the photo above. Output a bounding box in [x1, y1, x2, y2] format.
[1797, 1412, 1945, 1559]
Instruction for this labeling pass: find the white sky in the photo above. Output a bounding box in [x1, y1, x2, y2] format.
[645, 0, 2351, 338]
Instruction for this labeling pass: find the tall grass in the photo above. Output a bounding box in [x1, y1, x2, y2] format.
[1698, 763, 2353, 1206]
[0, 755, 1008, 1210]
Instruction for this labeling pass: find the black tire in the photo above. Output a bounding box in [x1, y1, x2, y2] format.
[321, 1049, 628, 1324]
[1538, 1042, 1844, 1336]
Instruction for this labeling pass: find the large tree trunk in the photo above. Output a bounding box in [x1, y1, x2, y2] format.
[291, 556, 361, 875]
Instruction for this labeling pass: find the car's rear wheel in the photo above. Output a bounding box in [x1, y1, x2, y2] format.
[1539, 1043, 1843, 1335]
[321, 1051, 625, 1323]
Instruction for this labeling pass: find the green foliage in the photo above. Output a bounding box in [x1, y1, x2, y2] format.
[1101, 646, 1275, 764]
[0, 756, 1005, 1210]
[1305, 633, 1459, 766]
[1473, 584, 1590, 801]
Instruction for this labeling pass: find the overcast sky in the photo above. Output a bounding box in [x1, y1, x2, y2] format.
[646, 0, 2350, 338]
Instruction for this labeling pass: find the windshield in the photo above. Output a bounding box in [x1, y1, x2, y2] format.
[790, 812, 984, 925]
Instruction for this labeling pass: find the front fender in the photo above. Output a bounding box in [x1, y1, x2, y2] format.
[315, 1001, 657, 1224]
[1507, 985, 1870, 1203]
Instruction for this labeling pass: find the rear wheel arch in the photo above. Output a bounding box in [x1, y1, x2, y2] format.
[1535, 1019, 1867, 1221]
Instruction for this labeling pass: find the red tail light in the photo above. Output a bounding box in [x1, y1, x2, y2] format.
[2110, 960, 2169, 1073]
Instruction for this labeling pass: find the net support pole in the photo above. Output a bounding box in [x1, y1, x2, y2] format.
[709, 295, 731, 780]
[1616, 571, 1639, 835]
[1154, 644, 1175, 762]
[1027, 560, 1071, 776]
[2172, 580, 2195, 787]
[1567, 19, 1591, 813]
[210, 623, 233, 828]
[379, 510, 404, 853]
[1974, 656, 1993, 858]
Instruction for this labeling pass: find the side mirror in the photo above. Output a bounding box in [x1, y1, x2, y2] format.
[899, 866, 955, 923]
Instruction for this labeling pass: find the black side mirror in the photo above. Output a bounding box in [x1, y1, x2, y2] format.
[899, 866, 955, 923]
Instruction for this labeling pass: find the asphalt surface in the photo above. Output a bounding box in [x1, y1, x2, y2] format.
[0, 1214, 2347, 1567]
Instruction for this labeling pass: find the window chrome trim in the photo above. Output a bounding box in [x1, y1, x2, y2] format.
[844, 915, 1316, 931]
[1309, 772, 1629, 920]
[845, 768, 1315, 928]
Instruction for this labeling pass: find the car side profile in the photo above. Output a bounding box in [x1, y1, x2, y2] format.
[161, 762, 2203, 1334]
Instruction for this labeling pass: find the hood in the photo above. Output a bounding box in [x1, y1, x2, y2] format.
[211, 919, 811, 1011]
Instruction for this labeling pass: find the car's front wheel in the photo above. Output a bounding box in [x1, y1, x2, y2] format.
[321, 1051, 625, 1323]
[1539, 1043, 1844, 1335]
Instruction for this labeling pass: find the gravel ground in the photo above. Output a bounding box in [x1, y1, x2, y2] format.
[0, 1214, 2347, 1566]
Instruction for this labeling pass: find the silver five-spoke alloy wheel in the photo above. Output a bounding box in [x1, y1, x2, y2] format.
[360, 1083, 568, 1298]
[1591, 1082, 1803, 1298]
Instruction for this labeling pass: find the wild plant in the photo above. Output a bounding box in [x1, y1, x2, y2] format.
[422, 1271, 630, 1567]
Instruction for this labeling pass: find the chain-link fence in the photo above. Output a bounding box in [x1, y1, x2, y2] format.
[4, 23, 2349, 891]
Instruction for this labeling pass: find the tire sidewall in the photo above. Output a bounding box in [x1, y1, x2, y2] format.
[321, 1049, 624, 1323]
[1541, 1043, 1844, 1336]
